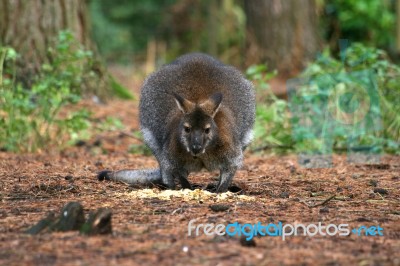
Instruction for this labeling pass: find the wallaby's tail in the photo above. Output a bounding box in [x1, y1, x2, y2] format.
[98, 169, 162, 186]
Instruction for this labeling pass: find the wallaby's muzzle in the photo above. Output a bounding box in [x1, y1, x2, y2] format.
[191, 144, 202, 155]
[190, 132, 204, 155]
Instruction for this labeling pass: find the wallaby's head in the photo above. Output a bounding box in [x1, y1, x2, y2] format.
[173, 92, 222, 156]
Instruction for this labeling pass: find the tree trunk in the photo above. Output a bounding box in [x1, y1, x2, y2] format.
[0, 0, 109, 96]
[244, 0, 320, 77]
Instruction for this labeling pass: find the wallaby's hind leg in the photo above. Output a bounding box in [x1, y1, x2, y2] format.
[160, 167, 176, 189]
[216, 152, 242, 193]
[216, 167, 237, 193]
[160, 167, 192, 190]
[176, 170, 192, 190]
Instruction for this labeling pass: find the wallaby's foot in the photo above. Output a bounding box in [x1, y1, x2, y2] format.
[206, 183, 218, 193]
[216, 183, 230, 193]
[164, 182, 176, 190]
[161, 170, 176, 190]
[179, 175, 193, 190]
[205, 181, 228, 193]
[97, 170, 112, 181]
[206, 182, 242, 193]
[215, 168, 237, 193]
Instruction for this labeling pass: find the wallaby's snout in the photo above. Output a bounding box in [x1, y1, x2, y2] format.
[190, 131, 204, 155]
[191, 144, 202, 155]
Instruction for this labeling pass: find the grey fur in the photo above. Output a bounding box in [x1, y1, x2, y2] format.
[99, 53, 255, 192]
[109, 169, 162, 186]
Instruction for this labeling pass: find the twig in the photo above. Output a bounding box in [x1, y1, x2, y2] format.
[171, 208, 183, 215]
[376, 192, 385, 200]
[366, 199, 397, 204]
[333, 196, 350, 201]
[206, 253, 240, 261]
[313, 195, 336, 207]
[92, 125, 145, 143]
[300, 195, 336, 208]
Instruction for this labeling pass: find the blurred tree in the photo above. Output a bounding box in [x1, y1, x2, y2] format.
[90, 0, 245, 66]
[166, 0, 245, 65]
[90, 0, 176, 63]
[0, 0, 110, 96]
[244, 0, 320, 76]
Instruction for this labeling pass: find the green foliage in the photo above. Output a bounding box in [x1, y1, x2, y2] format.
[42, 30, 97, 95]
[109, 76, 134, 100]
[298, 43, 400, 153]
[96, 116, 125, 132]
[45, 30, 129, 100]
[0, 32, 99, 152]
[247, 43, 400, 155]
[246, 65, 292, 151]
[323, 0, 395, 49]
[127, 131, 152, 156]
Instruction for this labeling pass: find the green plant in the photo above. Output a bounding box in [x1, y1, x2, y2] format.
[246, 43, 400, 155]
[323, 0, 395, 49]
[109, 75, 134, 100]
[0, 32, 99, 152]
[246, 65, 292, 152]
[127, 131, 152, 156]
[44, 30, 133, 99]
[297, 43, 400, 154]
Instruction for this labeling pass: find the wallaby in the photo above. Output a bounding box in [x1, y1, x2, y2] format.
[98, 53, 255, 192]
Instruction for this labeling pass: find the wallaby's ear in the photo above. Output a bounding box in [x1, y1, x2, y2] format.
[173, 92, 195, 114]
[200, 92, 223, 118]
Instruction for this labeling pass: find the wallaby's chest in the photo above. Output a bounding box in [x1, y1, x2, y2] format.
[183, 154, 221, 172]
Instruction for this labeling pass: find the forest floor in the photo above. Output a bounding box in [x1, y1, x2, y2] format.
[0, 67, 399, 266]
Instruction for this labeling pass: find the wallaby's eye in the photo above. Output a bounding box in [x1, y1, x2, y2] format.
[204, 127, 210, 134]
[183, 123, 191, 133]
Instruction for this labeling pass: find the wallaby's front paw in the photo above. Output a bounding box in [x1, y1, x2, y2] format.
[207, 183, 242, 193]
[97, 170, 112, 181]
[206, 183, 218, 193]
[216, 182, 230, 193]
[179, 176, 192, 190]
[216, 187, 229, 193]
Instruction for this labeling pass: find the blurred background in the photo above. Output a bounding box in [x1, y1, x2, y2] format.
[0, 0, 399, 155]
[89, 0, 398, 70]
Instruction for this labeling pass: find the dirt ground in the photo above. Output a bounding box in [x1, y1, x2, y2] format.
[0, 68, 399, 266]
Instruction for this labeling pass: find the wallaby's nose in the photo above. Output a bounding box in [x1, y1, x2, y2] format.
[191, 144, 202, 154]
